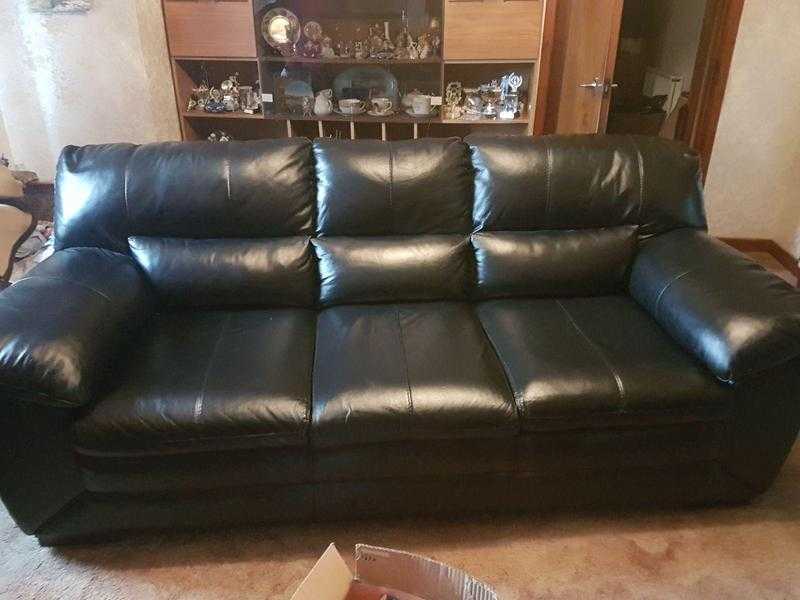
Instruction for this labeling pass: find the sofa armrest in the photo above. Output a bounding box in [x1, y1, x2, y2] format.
[630, 229, 800, 383]
[0, 247, 154, 408]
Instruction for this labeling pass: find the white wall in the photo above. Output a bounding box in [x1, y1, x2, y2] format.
[647, 0, 708, 92]
[0, 107, 11, 165]
[0, 0, 180, 181]
[704, 0, 800, 260]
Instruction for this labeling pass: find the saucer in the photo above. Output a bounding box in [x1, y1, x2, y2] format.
[367, 109, 396, 117]
[405, 107, 438, 118]
[334, 108, 365, 117]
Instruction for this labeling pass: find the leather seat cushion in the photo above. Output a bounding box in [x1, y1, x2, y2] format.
[74, 309, 316, 456]
[477, 295, 730, 432]
[312, 302, 517, 447]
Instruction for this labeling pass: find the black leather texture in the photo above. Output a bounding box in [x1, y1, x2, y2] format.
[129, 236, 317, 308]
[468, 135, 707, 236]
[630, 229, 800, 382]
[0, 248, 153, 407]
[472, 226, 637, 299]
[2, 134, 798, 544]
[312, 302, 516, 446]
[54, 143, 138, 254]
[314, 138, 472, 235]
[313, 235, 471, 305]
[477, 295, 729, 431]
[74, 309, 316, 455]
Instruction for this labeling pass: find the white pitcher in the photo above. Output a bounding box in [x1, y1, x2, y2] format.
[314, 89, 334, 116]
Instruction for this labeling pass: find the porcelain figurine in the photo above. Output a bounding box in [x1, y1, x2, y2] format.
[314, 89, 334, 116]
[320, 36, 336, 58]
[354, 40, 366, 60]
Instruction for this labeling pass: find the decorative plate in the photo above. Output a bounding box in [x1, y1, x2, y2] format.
[261, 8, 301, 50]
[303, 21, 323, 42]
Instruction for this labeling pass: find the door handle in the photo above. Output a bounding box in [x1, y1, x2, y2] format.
[579, 77, 602, 89]
[604, 82, 619, 95]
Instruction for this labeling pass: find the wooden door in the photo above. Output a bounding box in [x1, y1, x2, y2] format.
[550, 0, 623, 134]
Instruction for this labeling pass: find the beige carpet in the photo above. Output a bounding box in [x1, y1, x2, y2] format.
[1, 443, 799, 599]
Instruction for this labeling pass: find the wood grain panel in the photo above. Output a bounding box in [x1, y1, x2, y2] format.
[164, 0, 256, 58]
[444, 0, 542, 60]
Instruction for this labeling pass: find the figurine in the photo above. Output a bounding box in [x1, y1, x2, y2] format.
[320, 36, 336, 58]
[418, 34, 432, 59]
[368, 23, 384, 57]
[208, 130, 232, 143]
[191, 83, 210, 110]
[499, 72, 524, 119]
[444, 81, 463, 120]
[302, 96, 314, 117]
[407, 40, 420, 60]
[336, 40, 352, 58]
[427, 17, 442, 56]
[204, 87, 226, 113]
[394, 29, 410, 59]
[354, 40, 366, 60]
[301, 38, 321, 58]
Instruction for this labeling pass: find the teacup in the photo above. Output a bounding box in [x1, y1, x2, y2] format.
[338, 98, 366, 115]
[371, 97, 393, 115]
[411, 95, 432, 115]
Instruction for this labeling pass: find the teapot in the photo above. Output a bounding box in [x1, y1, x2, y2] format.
[314, 89, 334, 116]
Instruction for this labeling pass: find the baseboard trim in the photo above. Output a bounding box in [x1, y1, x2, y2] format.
[719, 237, 800, 288]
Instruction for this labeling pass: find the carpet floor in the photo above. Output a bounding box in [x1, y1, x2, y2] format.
[1, 442, 799, 600]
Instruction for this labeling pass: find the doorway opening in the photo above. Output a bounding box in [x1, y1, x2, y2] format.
[543, 0, 745, 175]
[607, 0, 706, 141]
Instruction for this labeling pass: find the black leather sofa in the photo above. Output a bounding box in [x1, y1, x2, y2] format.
[0, 135, 798, 545]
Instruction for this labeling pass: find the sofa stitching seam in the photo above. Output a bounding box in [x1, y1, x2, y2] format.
[654, 267, 697, 319]
[545, 139, 552, 227]
[394, 305, 415, 426]
[193, 314, 230, 423]
[388, 141, 394, 232]
[14, 275, 113, 303]
[556, 300, 627, 407]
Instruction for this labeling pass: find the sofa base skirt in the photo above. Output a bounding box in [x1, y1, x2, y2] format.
[36, 461, 755, 546]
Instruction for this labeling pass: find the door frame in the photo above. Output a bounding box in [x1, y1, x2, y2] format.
[680, 0, 746, 176]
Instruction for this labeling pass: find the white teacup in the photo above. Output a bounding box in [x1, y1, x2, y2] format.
[411, 95, 432, 115]
[371, 97, 393, 114]
[338, 98, 365, 115]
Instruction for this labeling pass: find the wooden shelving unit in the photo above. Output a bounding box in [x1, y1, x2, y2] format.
[162, 0, 552, 141]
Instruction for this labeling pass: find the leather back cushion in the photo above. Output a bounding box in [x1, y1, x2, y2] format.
[313, 236, 470, 306]
[468, 135, 707, 237]
[472, 226, 637, 299]
[314, 138, 472, 235]
[55, 139, 316, 308]
[130, 237, 316, 308]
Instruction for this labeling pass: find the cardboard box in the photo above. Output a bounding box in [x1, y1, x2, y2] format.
[292, 544, 498, 600]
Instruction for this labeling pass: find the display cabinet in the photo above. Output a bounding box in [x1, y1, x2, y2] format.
[162, 0, 553, 141]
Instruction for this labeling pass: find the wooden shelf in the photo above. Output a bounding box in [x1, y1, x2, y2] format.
[182, 110, 264, 120]
[260, 55, 441, 65]
[443, 59, 537, 65]
[263, 112, 528, 125]
[174, 56, 258, 62]
[265, 112, 437, 124]
[440, 116, 529, 125]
